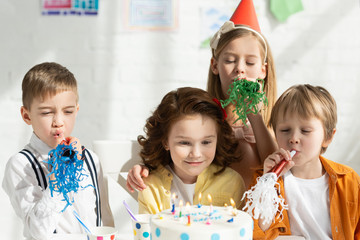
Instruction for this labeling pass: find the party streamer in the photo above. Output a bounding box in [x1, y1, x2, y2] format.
[242, 150, 296, 225]
[220, 78, 268, 125]
[46, 140, 92, 212]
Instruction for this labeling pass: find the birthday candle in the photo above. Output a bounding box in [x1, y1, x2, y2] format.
[158, 202, 163, 219]
[171, 193, 176, 214]
[179, 200, 183, 218]
[230, 198, 237, 216]
[186, 202, 191, 226]
[207, 194, 213, 214]
[197, 192, 202, 208]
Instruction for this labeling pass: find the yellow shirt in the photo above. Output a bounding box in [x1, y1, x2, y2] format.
[138, 164, 245, 214]
[253, 156, 360, 240]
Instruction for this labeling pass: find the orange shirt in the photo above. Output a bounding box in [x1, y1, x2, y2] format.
[252, 156, 360, 240]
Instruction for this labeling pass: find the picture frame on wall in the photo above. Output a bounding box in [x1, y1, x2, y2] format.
[41, 0, 99, 15]
[125, 0, 178, 31]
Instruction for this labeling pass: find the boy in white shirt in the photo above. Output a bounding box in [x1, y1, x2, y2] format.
[2, 62, 114, 240]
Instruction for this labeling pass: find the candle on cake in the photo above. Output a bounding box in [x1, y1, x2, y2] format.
[158, 202, 163, 219]
[171, 193, 176, 215]
[230, 198, 237, 216]
[186, 202, 191, 226]
[224, 203, 232, 214]
[207, 194, 213, 214]
[179, 200, 183, 218]
[197, 192, 202, 208]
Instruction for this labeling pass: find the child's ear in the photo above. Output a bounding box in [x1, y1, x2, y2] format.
[210, 57, 219, 75]
[162, 140, 169, 151]
[20, 106, 32, 125]
[259, 62, 267, 79]
[322, 128, 336, 148]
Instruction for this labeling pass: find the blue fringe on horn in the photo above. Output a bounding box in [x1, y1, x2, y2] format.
[45, 141, 93, 212]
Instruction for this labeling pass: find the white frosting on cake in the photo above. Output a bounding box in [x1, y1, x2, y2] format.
[150, 205, 253, 240]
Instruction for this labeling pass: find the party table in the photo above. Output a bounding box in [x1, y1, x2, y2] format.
[51, 233, 133, 240]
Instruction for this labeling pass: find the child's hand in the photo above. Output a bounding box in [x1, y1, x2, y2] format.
[263, 148, 295, 176]
[243, 77, 265, 115]
[126, 164, 149, 192]
[63, 136, 82, 160]
[49, 136, 82, 187]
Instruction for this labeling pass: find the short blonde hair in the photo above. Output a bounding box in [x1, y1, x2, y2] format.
[22, 62, 78, 110]
[270, 84, 337, 154]
[207, 25, 277, 126]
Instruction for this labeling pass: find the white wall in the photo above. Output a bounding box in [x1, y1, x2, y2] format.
[0, 0, 359, 238]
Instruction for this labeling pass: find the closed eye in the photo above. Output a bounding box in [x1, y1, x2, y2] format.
[41, 112, 52, 115]
[279, 129, 290, 133]
[179, 141, 191, 146]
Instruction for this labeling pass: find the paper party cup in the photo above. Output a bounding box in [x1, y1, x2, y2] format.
[87, 226, 117, 240]
[132, 214, 151, 240]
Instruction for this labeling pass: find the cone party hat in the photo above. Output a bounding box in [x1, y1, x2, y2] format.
[230, 0, 261, 32]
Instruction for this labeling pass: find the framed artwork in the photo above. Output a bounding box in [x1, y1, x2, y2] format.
[42, 0, 99, 15]
[125, 0, 178, 31]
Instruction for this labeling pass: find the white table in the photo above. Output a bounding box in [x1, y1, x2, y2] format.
[275, 236, 305, 240]
[51, 233, 133, 240]
[51, 233, 304, 240]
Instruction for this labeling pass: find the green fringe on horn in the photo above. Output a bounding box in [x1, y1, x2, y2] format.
[220, 78, 268, 125]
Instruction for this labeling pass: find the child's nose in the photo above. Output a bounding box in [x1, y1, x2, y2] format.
[52, 114, 64, 127]
[289, 133, 299, 144]
[190, 145, 201, 158]
[235, 63, 246, 78]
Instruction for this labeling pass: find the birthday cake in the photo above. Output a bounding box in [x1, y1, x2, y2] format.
[150, 205, 253, 240]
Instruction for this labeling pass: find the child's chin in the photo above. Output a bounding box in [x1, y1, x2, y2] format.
[48, 139, 61, 148]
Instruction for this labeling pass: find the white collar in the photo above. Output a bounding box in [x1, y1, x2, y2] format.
[29, 132, 53, 157]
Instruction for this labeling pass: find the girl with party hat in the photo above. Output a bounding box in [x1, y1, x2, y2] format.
[127, 0, 278, 191]
[207, 0, 278, 189]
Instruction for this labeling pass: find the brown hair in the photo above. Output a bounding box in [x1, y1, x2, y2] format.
[270, 84, 337, 154]
[207, 25, 277, 126]
[22, 62, 78, 110]
[138, 87, 240, 174]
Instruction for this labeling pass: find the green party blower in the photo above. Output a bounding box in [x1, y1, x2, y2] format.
[220, 78, 268, 125]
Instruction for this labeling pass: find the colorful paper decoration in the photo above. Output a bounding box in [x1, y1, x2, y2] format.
[270, 0, 304, 22]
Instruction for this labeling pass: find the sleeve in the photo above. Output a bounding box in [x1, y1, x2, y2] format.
[89, 149, 115, 227]
[2, 153, 65, 240]
[253, 216, 289, 240]
[137, 176, 163, 214]
[354, 176, 360, 239]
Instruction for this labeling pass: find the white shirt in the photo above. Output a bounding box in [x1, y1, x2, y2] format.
[165, 165, 196, 205]
[284, 171, 332, 240]
[2, 133, 113, 240]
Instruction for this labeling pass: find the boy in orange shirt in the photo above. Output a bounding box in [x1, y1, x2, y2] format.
[253, 84, 360, 239]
